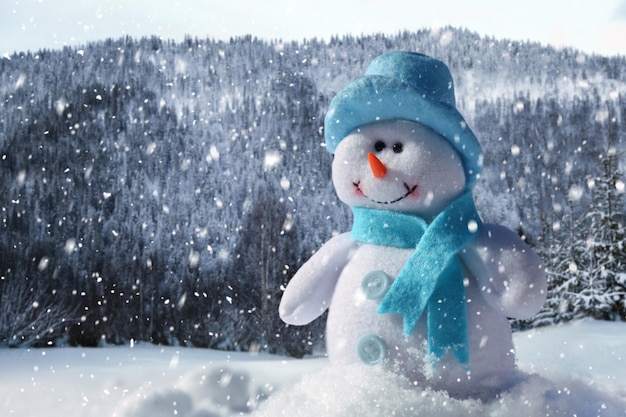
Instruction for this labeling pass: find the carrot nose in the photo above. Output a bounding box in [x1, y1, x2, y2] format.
[368, 152, 387, 178]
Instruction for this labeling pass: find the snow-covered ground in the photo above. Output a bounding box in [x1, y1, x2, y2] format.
[1, 319, 625, 417]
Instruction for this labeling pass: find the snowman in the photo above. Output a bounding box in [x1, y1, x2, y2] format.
[279, 52, 547, 399]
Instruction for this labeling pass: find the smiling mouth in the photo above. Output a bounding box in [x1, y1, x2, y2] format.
[353, 181, 418, 204]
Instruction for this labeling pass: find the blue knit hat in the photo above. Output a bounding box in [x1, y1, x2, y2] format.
[324, 51, 483, 187]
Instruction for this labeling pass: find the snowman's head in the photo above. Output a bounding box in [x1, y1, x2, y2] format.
[332, 119, 465, 217]
[324, 51, 483, 214]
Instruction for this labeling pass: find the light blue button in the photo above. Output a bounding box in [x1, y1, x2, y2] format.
[357, 334, 387, 365]
[360, 270, 391, 300]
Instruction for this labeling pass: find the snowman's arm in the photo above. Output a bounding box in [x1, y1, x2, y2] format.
[279, 232, 357, 325]
[459, 224, 547, 319]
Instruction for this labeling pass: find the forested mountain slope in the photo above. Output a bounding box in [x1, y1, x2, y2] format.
[1, 28, 625, 353]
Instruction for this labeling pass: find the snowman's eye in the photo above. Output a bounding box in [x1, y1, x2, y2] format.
[374, 141, 386, 152]
[392, 143, 403, 153]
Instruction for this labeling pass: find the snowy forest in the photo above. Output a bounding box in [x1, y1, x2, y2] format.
[1, 27, 625, 356]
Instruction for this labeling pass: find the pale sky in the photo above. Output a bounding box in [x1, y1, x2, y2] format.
[2, 0, 626, 57]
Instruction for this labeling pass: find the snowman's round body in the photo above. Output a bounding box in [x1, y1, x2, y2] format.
[326, 241, 517, 398]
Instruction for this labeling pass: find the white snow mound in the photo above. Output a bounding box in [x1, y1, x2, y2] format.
[252, 364, 625, 417]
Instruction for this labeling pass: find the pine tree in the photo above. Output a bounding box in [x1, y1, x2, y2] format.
[542, 110, 626, 323]
[579, 112, 626, 319]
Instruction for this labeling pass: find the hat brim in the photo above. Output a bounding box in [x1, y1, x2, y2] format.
[324, 76, 483, 186]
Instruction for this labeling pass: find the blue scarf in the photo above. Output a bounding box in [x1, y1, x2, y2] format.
[350, 190, 481, 365]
